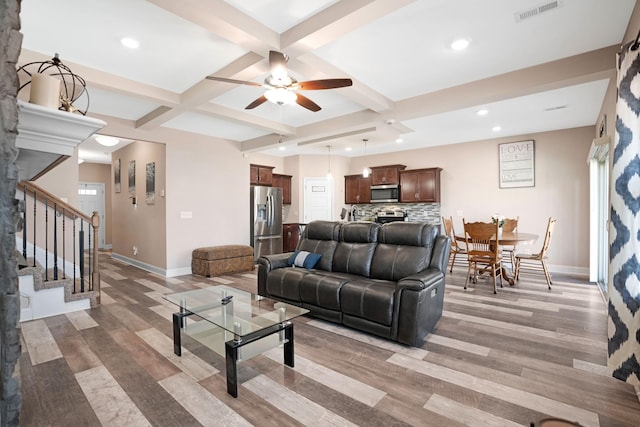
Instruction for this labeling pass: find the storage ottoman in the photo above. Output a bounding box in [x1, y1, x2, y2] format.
[191, 245, 254, 277]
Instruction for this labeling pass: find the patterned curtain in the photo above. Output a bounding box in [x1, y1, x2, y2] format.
[609, 40, 640, 386]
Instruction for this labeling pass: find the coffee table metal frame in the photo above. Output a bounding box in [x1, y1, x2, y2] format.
[165, 286, 307, 397]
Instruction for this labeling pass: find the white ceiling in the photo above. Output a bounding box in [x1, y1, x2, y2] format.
[18, 0, 637, 161]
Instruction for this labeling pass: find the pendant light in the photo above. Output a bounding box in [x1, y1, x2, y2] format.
[362, 139, 371, 178]
[326, 145, 333, 180]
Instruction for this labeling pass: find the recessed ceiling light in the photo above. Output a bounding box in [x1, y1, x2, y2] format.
[345, 147, 352, 151]
[492, 126, 502, 132]
[95, 135, 120, 146]
[451, 38, 470, 51]
[121, 37, 140, 49]
[278, 146, 286, 151]
[395, 138, 403, 144]
[477, 109, 488, 116]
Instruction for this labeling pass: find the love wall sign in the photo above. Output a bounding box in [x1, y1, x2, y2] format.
[498, 140, 535, 188]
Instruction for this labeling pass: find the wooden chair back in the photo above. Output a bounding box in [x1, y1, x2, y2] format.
[463, 220, 500, 261]
[538, 217, 557, 257]
[441, 216, 453, 239]
[502, 216, 519, 233]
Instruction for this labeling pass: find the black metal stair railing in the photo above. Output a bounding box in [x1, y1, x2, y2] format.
[18, 181, 101, 302]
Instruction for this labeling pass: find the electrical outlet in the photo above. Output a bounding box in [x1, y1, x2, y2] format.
[133, 246, 138, 256]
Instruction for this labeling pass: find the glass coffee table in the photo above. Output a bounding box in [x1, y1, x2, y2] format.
[163, 286, 308, 397]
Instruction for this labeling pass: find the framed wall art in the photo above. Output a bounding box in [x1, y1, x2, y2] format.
[499, 140, 535, 188]
[146, 162, 155, 205]
[114, 158, 121, 193]
[128, 160, 136, 197]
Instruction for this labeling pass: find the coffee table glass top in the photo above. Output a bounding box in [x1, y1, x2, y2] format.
[163, 285, 308, 338]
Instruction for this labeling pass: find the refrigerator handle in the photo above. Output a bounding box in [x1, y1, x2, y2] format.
[267, 194, 273, 228]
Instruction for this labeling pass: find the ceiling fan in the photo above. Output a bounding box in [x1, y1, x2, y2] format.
[206, 50, 352, 112]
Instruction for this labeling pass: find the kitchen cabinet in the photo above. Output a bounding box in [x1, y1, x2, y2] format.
[399, 167, 442, 202]
[250, 164, 274, 186]
[283, 223, 300, 252]
[370, 165, 406, 185]
[345, 174, 371, 204]
[272, 173, 292, 204]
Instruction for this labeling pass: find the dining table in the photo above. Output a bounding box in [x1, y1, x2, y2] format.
[455, 231, 539, 286]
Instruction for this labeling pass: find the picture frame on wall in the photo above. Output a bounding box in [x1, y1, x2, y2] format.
[499, 140, 535, 188]
[114, 158, 121, 193]
[128, 160, 136, 197]
[598, 114, 607, 138]
[146, 162, 155, 205]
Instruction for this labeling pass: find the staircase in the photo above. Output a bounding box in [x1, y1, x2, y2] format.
[15, 100, 106, 321]
[17, 181, 101, 322]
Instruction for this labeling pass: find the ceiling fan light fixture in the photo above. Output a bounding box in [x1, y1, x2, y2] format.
[264, 88, 297, 105]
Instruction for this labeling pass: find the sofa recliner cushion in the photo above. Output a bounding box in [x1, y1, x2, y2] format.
[299, 271, 353, 310]
[340, 279, 396, 326]
[371, 223, 437, 281]
[265, 268, 310, 302]
[332, 222, 379, 277]
[297, 221, 341, 272]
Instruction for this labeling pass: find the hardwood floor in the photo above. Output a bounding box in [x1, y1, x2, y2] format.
[19, 253, 640, 426]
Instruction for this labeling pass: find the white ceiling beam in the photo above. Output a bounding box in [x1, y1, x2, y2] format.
[394, 45, 618, 121]
[18, 49, 180, 106]
[290, 54, 394, 113]
[135, 52, 266, 129]
[147, 0, 279, 51]
[196, 103, 296, 136]
[281, 0, 416, 54]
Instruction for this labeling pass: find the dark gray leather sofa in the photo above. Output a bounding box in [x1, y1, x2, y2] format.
[257, 220, 450, 347]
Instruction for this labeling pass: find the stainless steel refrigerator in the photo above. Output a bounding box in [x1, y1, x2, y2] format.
[250, 186, 283, 260]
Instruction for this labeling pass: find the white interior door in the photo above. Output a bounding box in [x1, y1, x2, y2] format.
[303, 178, 333, 222]
[77, 182, 105, 249]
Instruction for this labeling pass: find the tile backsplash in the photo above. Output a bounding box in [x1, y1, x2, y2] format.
[350, 203, 441, 224]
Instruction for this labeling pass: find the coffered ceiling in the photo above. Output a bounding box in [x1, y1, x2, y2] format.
[18, 0, 637, 162]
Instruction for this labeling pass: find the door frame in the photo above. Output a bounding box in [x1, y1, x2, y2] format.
[303, 177, 333, 222]
[78, 182, 106, 249]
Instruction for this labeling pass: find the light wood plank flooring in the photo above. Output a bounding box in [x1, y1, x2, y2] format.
[19, 253, 640, 426]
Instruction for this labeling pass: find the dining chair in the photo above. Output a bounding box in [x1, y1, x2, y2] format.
[442, 216, 467, 272]
[463, 220, 503, 294]
[514, 217, 557, 289]
[501, 216, 519, 269]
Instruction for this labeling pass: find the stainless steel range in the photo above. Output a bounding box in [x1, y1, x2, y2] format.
[375, 210, 407, 224]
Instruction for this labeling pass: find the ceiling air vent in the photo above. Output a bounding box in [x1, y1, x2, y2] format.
[515, 0, 561, 22]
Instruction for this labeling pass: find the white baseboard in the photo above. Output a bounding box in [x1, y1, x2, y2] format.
[110, 252, 168, 276]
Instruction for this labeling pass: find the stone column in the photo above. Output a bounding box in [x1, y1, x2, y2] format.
[0, 1, 23, 425]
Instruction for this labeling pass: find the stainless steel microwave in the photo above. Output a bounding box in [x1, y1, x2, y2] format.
[370, 184, 399, 203]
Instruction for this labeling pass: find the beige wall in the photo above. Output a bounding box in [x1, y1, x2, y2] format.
[111, 140, 167, 269]
[35, 149, 79, 207]
[79, 162, 112, 246]
[337, 126, 593, 273]
[164, 137, 250, 272]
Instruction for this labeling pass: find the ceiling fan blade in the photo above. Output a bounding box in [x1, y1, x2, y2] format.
[295, 93, 321, 112]
[206, 76, 263, 87]
[245, 95, 268, 109]
[297, 78, 353, 90]
[269, 50, 288, 80]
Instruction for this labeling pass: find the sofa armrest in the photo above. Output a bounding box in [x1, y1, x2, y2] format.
[257, 253, 292, 296]
[395, 269, 446, 346]
[397, 268, 444, 291]
[257, 253, 291, 272]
